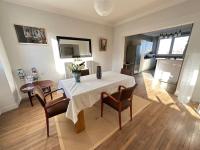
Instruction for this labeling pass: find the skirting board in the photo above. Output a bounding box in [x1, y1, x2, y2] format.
[0, 102, 18, 115]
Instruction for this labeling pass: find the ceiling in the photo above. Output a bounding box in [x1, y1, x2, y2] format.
[3, 0, 189, 26]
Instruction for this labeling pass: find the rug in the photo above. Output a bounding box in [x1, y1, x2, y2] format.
[55, 95, 151, 150]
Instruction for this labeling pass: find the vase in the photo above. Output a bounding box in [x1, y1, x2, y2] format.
[73, 72, 81, 83]
[96, 66, 102, 79]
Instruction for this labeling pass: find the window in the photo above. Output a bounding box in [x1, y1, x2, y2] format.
[157, 38, 172, 55]
[157, 35, 190, 56]
[172, 36, 189, 54]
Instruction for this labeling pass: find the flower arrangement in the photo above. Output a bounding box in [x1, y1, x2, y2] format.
[68, 59, 85, 82]
[68, 61, 85, 73]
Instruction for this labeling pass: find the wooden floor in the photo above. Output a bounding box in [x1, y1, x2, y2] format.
[0, 96, 60, 150]
[96, 72, 200, 150]
[1, 71, 200, 150]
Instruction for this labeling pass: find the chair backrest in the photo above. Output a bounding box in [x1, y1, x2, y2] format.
[34, 86, 46, 107]
[119, 84, 137, 101]
[81, 69, 90, 76]
[120, 68, 132, 76]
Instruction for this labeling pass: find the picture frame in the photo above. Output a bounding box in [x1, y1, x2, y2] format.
[99, 38, 107, 51]
[14, 24, 47, 44]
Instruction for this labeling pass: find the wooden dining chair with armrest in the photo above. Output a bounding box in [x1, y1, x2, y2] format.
[120, 68, 132, 76]
[34, 86, 70, 137]
[101, 84, 137, 130]
[80, 69, 90, 76]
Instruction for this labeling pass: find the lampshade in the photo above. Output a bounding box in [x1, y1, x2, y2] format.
[94, 0, 113, 16]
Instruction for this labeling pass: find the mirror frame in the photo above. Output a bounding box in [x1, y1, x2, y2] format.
[56, 36, 92, 58]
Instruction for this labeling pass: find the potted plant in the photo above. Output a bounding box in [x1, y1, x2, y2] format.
[68, 61, 85, 82]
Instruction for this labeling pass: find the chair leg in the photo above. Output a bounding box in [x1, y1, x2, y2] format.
[130, 104, 132, 121]
[101, 101, 104, 117]
[46, 117, 49, 137]
[118, 111, 122, 130]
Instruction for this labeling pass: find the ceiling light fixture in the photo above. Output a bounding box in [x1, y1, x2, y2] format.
[94, 0, 113, 16]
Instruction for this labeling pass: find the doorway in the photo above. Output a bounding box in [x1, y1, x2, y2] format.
[123, 24, 193, 94]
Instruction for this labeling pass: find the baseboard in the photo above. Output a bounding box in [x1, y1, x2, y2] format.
[1, 102, 18, 114]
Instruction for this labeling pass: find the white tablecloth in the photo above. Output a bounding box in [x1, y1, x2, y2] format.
[58, 71, 136, 123]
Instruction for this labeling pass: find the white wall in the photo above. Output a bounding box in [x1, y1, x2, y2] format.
[0, 2, 113, 100]
[0, 36, 18, 113]
[177, 22, 200, 103]
[112, 0, 200, 102]
[0, 36, 20, 103]
[1, 0, 200, 106]
[0, 62, 18, 114]
[192, 70, 200, 102]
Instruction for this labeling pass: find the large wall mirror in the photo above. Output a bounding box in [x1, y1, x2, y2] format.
[57, 36, 92, 58]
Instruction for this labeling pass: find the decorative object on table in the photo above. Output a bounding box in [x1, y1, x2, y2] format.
[99, 38, 107, 51]
[16, 69, 25, 80]
[94, 0, 113, 16]
[25, 75, 34, 84]
[31, 67, 39, 81]
[14, 24, 47, 44]
[96, 66, 102, 79]
[68, 59, 85, 83]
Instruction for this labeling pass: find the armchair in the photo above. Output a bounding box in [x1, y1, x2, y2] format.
[120, 68, 132, 76]
[80, 69, 90, 76]
[101, 84, 137, 129]
[34, 86, 70, 137]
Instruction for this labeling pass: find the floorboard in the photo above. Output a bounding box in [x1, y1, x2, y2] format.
[0, 96, 60, 150]
[1, 71, 200, 150]
[96, 72, 200, 150]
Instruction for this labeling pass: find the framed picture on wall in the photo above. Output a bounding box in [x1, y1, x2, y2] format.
[14, 24, 47, 44]
[99, 38, 107, 51]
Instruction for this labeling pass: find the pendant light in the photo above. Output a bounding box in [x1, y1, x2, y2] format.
[94, 0, 113, 16]
[164, 33, 168, 39]
[174, 31, 178, 37]
[177, 25, 182, 37]
[178, 29, 182, 37]
[159, 33, 164, 39]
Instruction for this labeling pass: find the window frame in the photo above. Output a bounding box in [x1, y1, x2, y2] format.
[156, 34, 190, 58]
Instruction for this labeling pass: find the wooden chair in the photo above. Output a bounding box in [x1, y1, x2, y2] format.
[120, 68, 132, 76]
[34, 86, 70, 137]
[81, 69, 90, 76]
[101, 84, 137, 130]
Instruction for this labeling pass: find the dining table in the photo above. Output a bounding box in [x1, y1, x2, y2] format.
[58, 71, 136, 133]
